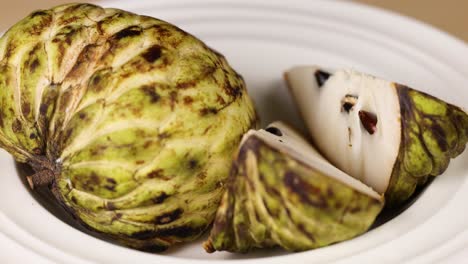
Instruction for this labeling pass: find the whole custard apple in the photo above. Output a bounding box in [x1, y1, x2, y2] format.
[0, 3, 256, 251]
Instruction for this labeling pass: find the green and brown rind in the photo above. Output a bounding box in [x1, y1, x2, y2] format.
[204, 136, 383, 253]
[386, 84, 468, 206]
[0, 3, 256, 251]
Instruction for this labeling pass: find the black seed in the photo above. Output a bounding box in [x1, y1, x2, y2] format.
[265, 126, 283, 137]
[343, 102, 354, 112]
[359, 110, 378, 135]
[142, 45, 162, 63]
[314, 70, 331, 87]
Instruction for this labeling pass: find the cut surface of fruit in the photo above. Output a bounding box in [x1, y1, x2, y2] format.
[285, 66, 468, 205]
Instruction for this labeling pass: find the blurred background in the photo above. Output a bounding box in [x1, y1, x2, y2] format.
[0, 0, 467, 43]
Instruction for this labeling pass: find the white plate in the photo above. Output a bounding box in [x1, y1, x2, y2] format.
[1, 0, 468, 263]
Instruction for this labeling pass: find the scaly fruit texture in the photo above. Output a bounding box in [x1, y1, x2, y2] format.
[0, 3, 256, 251]
[204, 122, 383, 253]
[285, 66, 468, 206]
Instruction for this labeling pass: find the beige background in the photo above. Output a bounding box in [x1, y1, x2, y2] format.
[0, 0, 467, 43]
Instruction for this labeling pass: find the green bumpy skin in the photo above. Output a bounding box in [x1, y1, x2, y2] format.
[204, 136, 384, 253]
[0, 4, 256, 251]
[386, 84, 468, 206]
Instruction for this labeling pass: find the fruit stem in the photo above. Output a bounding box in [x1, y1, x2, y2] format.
[203, 238, 215, 253]
[27, 169, 55, 189]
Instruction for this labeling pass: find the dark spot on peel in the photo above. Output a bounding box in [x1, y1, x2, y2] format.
[200, 107, 218, 116]
[71, 196, 77, 204]
[106, 202, 116, 210]
[30, 11, 48, 18]
[130, 230, 159, 240]
[154, 208, 183, 224]
[78, 112, 86, 119]
[153, 192, 169, 204]
[142, 45, 162, 63]
[188, 159, 197, 169]
[315, 70, 331, 87]
[29, 59, 40, 72]
[106, 178, 117, 184]
[148, 169, 163, 179]
[430, 123, 448, 152]
[29, 133, 37, 139]
[183, 96, 193, 105]
[283, 171, 328, 208]
[177, 80, 197, 89]
[104, 185, 115, 191]
[141, 85, 160, 103]
[32, 148, 42, 155]
[12, 119, 22, 133]
[114, 26, 141, 39]
[139, 244, 168, 253]
[22, 102, 31, 116]
[39, 103, 48, 115]
[155, 225, 202, 238]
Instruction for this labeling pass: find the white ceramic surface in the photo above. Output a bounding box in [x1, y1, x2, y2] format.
[1, 0, 467, 263]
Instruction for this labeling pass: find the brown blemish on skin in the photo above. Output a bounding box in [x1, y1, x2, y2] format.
[22, 102, 31, 116]
[114, 26, 141, 39]
[39, 103, 48, 115]
[29, 59, 40, 72]
[283, 171, 328, 208]
[188, 159, 197, 169]
[217, 94, 226, 104]
[106, 202, 116, 210]
[153, 192, 169, 204]
[106, 178, 117, 184]
[147, 169, 163, 179]
[136, 160, 145, 165]
[141, 85, 160, 103]
[12, 119, 22, 133]
[200, 107, 218, 116]
[154, 208, 183, 224]
[430, 122, 449, 152]
[169, 91, 177, 110]
[141, 45, 162, 63]
[183, 96, 193, 105]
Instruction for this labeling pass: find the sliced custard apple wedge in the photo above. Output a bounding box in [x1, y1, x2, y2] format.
[285, 66, 468, 206]
[204, 122, 384, 253]
[0, 4, 257, 252]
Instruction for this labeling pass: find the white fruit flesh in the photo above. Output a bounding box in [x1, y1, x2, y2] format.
[285, 66, 401, 194]
[244, 121, 382, 201]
